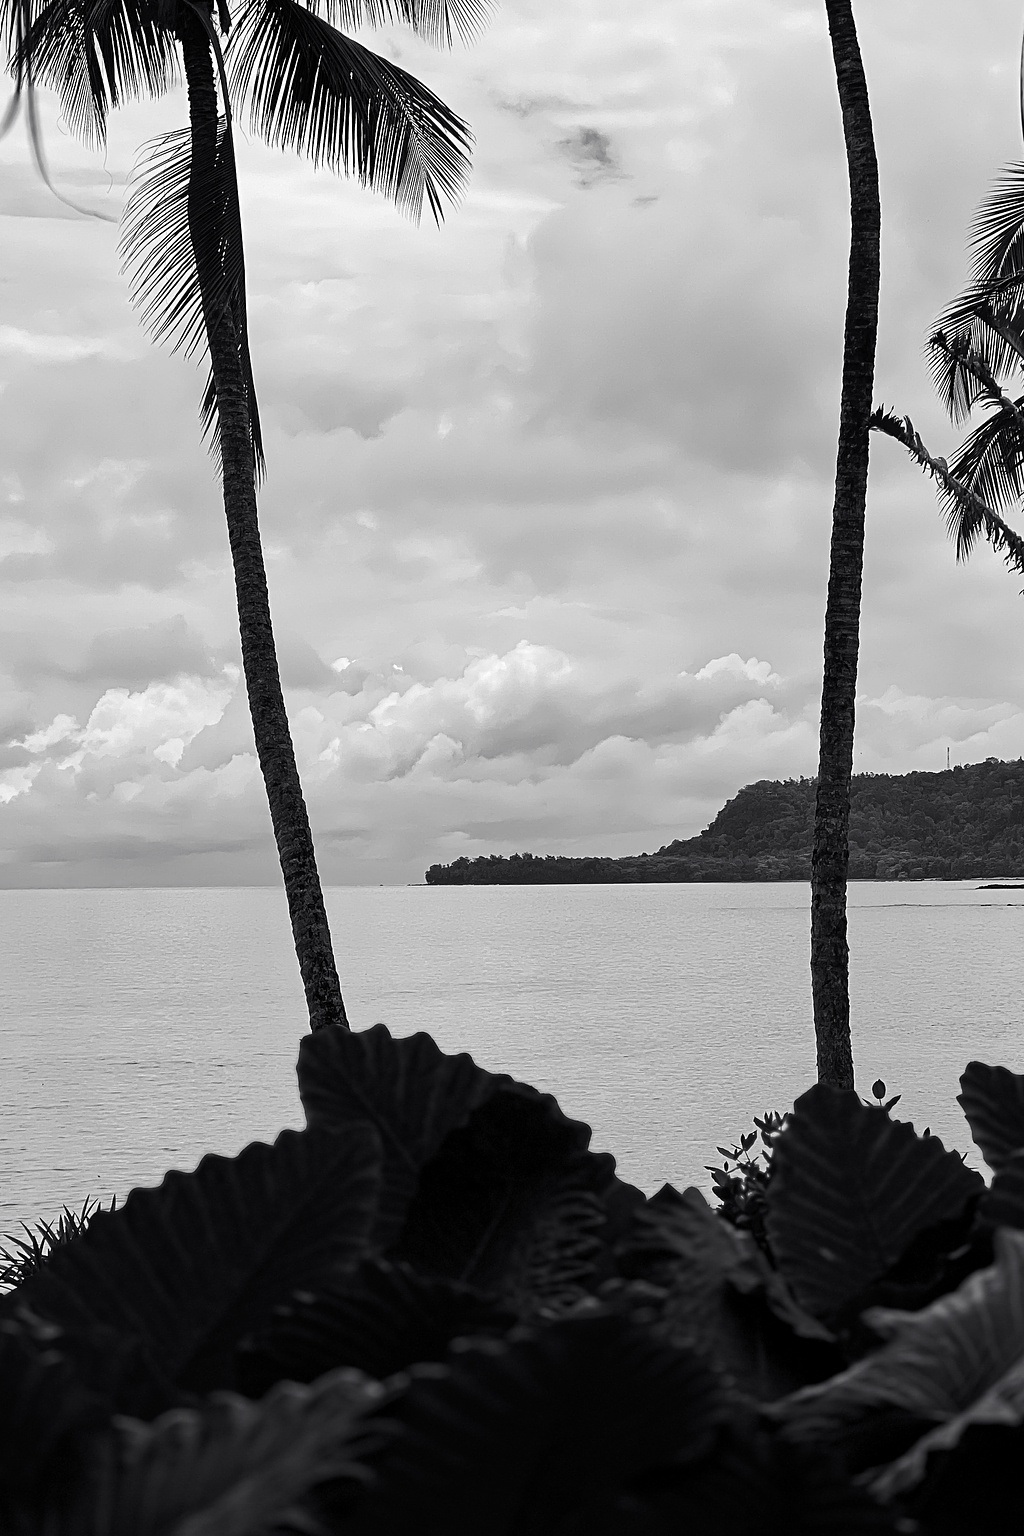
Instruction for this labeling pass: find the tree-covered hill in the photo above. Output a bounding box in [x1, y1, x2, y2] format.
[425, 757, 1024, 883]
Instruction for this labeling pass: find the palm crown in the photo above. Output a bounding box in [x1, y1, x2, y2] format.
[3, 0, 486, 471]
[872, 164, 1024, 583]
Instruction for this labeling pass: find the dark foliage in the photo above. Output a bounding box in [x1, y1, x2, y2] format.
[705, 1110, 784, 1255]
[8, 1123, 381, 1400]
[957, 1059, 1024, 1171]
[0, 1195, 113, 1290]
[0, 1308, 106, 1497]
[425, 755, 1024, 883]
[236, 1257, 515, 1392]
[765, 1084, 982, 1325]
[344, 1308, 724, 1535]
[4, 1038, 1023, 1532]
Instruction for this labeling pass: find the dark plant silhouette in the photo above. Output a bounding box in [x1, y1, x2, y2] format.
[811, 0, 882, 1091]
[705, 1110, 784, 1259]
[0, 1196, 115, 1290]
[1, 0, 488, 1030]
[2, 1031, 1022, 1531]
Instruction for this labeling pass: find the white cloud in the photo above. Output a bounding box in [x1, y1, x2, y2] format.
[16, 676, 233, 772]
[692, 655, 782, 686]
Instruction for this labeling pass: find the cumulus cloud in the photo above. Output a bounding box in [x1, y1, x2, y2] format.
[0, 642, 814, 878]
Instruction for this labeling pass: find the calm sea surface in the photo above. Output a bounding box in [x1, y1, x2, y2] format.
[2, 881, 1023, 1232]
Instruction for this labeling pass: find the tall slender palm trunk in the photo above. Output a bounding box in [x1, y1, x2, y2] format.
[180, 11, 347, 1031]
[810, 0, 880, 1088]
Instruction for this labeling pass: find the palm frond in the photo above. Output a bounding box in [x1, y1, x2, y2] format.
[870, 406, 1024, 581]
[947, 403, 1024, 519]
[932, 284, 1024, 405]
[1, 0, 35, 67]
[1, 0, 88, 212]
[14, 0, 178, 148]
[927, 328, 1008, 427]
[228, 0, 473, 223]
[119, 118, 264, 478]
[968, 162, 1024, 290]
[304, 0, 492, 48]
[931, 165, 1024, 401]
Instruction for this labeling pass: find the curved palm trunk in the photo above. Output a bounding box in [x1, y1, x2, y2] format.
[810, 0, 880, 1088]
[180, 12, 347, 1031]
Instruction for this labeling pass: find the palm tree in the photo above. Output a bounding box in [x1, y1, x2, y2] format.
[810, 0, 881, 1089]
[2, 0, 488, 1031]
[872, 165, 1024, 598]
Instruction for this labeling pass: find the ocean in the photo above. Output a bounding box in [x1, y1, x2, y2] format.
[2, 880, 1023, 1233]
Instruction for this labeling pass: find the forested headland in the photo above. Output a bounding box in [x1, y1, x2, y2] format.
[425, 757, 1024, 883]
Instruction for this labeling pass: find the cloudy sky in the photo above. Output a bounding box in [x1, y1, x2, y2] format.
[3, 0, 1024, 887]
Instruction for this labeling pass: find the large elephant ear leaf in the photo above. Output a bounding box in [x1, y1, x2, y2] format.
[771, 1227, 1024, 1482]
[616, 1184, 838, 1401]
[765, 1085, 982, 1323]
[868, 1349, 1024, 1508]
[617, 1183, 765, 1337]
[17, 1124, 381, 1397]
[392, 1081, 612, 1312]
[237, 1258, 515, 1395]
[297, 1024, 503, 1242]
[345, 1308, 722, 1535]
[89, 1366, 383, 1536]
[957, 1060, 1024, 1172]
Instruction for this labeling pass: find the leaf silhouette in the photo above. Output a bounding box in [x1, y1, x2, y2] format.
[119, 117, 264, 479]
[298, 1023, 504, 1242]
[14, 0, 179, 150]
[869, 1347, 1024, 1505]
[392, 1081, 612, 1310]
[345, 1307, 723, 1535]
[236, 1257, 514, 1394]
[617, 1184, 744, 1327]
[617, 1184, 839, 1401]
[84, 1366, 383, 1536]
[957, 1060, 1024, 1172]
[228, 0, 474, 223]
[765, 1085, 982, 1323]
[771, 1228, 1024, 1480]
[15, 1124, 381, 1397]
[947, 405, 1024, 516]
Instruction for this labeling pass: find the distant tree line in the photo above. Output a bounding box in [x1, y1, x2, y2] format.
[425, 757, 1024, 884]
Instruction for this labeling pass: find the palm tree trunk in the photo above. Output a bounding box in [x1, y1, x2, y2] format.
[179, 10, 347, 1031]
[810, 0, 880, 1088]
